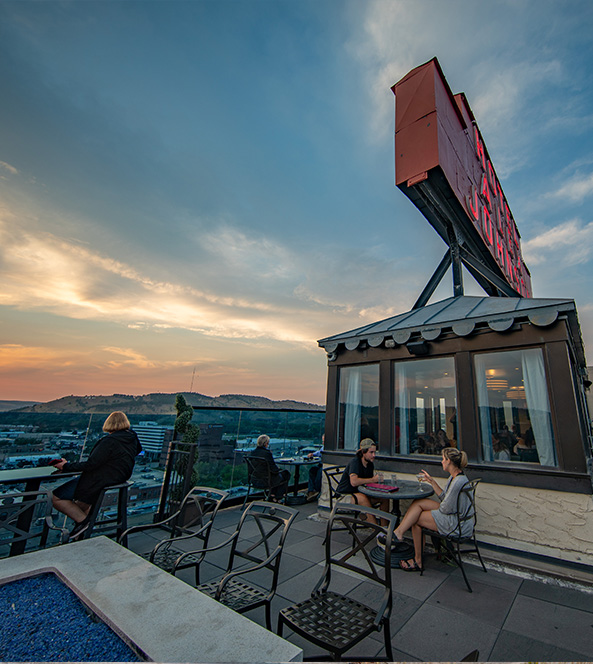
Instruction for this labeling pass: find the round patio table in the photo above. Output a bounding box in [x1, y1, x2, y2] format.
[275, 457, 319, 505]
[360, 479, 434, 567]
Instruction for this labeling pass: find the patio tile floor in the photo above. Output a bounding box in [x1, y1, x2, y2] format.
[125, 499, 593, 662]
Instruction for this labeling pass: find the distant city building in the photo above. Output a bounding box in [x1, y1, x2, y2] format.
[133, 421, 174, 459]
[3, 454, 53, 467]
[197, 423, 234, 462]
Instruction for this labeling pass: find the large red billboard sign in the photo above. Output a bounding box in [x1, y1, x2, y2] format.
[392, 58, 532, 298]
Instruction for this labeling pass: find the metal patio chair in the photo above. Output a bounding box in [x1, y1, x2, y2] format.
[461, 648, 480, 661]
[322, 464, 349, 511]
[321, 464, 363, 546]
[195, 500, 297, 630]
[1, 489, 69, 558]
[81, 481, 133, 545]
[421, 478, 486, 592]
[242, 456, 288, 508]
[119, 486, 228, 584]
[278, 503, 397, 661]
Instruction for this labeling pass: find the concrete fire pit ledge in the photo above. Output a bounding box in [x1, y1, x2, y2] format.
[0, 536, 303, 663]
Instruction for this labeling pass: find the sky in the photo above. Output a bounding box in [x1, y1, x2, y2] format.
[1, 0, 593, 405]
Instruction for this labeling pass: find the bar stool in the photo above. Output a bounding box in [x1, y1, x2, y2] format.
[82, 481, 133, 546]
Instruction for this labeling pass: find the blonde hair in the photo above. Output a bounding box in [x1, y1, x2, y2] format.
[103, 411, 131, 433]
[442, 446, 468, 470]
[256, 434, 270, 448]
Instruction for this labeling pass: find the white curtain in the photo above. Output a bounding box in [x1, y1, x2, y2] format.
[522, 349, 557, 467]
[343, 369, 361, 451]
[395, 364, 410, 454]
[474, 354, 493, 462]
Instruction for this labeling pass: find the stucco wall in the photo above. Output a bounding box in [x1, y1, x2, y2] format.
[319, 468, 593, 566]
[473, 479, 593, 565]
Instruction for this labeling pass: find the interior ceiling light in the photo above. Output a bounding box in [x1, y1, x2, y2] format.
[486, 378, 509, 391]
[506, 386, 526, 400]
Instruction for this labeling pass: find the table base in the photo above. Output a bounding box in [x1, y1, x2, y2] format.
[285, 494, 307, 506]
[370, 541, 415, 567]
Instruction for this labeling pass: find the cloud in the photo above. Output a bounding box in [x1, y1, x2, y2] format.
[547, 171, 593, 204]
[0, 205, 420, 352]
[0, 160, 19, 176]
[0, 343, 62, 367]
[346, 1, 575, 179]
[522, 219, 593, 266]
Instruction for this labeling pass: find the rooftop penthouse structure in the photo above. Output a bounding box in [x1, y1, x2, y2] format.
[318, 59, 593, 568]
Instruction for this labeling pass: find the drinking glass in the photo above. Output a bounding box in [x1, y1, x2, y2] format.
[416, 472, 424, 489]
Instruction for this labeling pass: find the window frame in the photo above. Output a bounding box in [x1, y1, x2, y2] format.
[472, 347, 558, 467]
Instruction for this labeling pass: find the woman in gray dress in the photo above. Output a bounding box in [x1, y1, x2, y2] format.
[392, 447, 472, 572]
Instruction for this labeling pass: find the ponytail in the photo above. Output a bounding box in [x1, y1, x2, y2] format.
[442, 446, 467, 470]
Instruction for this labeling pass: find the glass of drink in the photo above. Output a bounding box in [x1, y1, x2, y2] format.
[416, 472, 424, 488]
[377, 472, 384, 483]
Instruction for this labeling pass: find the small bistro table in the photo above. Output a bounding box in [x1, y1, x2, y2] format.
[275, 457, 319, 505]
[0, 466, 78, 493]
[360, 479, 435, 566]
[0, 466, 79, 556]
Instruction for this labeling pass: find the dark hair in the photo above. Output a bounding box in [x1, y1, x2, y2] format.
[442, 446, 468, 470]
[356, 438, 376, 459]
[524, 428, 535, 448]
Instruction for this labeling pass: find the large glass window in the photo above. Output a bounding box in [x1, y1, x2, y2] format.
[394, 357, 457, 456]
[337, 365, 379, 450]
[474, 348, 557, 466]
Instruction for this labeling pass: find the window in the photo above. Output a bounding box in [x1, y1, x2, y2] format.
[337, 365, 379, 450]
[394, 357, 457, 456]
[474, 348, 557, 466]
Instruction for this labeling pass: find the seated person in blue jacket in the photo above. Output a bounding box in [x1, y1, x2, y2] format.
[51, 411, 142, 541]
[336, 438, 390, 525]
[250, 434, 290, 501]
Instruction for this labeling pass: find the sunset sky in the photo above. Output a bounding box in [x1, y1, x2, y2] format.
[1, 0, 593, 405]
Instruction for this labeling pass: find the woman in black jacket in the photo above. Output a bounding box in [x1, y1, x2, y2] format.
[51, 411, 142, 540]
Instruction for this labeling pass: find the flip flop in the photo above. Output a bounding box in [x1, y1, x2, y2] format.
[399, 559, 422, 572]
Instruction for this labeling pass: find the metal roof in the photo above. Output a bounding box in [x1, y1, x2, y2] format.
[318, 296, 587, 368]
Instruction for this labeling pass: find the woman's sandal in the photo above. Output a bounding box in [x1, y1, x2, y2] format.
[399, 558, 422, 572]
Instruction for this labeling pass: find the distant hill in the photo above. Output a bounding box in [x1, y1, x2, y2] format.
[0, 400, 40, 412]
[10, 393, 324, 414]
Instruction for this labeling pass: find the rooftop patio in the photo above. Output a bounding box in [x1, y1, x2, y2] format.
[124, 499, 593, 662]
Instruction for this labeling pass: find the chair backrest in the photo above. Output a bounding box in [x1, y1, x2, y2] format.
[171, 486, 228, 539]
[321, 465, 346, 510]
[245, 456, 273, 489]
[0, 490, 56, 557]
[225, 501, 297, 586]
[449, 478, 480, 540]
[518, 448, 539, 463]
[317, 503, 397, 617]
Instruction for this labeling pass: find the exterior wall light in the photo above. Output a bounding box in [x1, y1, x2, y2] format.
[406, 340, 429, 356]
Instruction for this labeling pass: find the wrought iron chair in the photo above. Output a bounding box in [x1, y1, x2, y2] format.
[1, 489, 69, 558]
[119, 486, 228, 584]
[421, 478, 486, 592]
[321, 465, 349, 511]
[518, 448, 540, 463]
[278, 503, 397, 661]
[242, 456, 288, 508]
[196, 500, 297, 630]
[461, 648, 480, 661]
[321, 464, 361, 546]
[80, 481, 133, 545]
